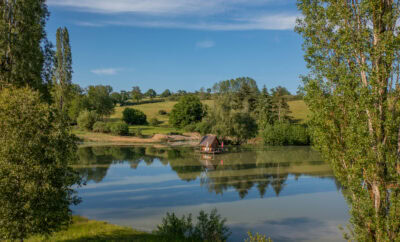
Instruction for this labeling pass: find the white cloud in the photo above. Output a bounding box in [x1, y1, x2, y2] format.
[91, 68, 121, 75]
[48, 0, 299, 31]
[196, 40, 215, 48]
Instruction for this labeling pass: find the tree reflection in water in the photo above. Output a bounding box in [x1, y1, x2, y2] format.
[74, 146, 336, 198]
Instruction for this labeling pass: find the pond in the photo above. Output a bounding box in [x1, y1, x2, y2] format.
[73, 146, 349, 242]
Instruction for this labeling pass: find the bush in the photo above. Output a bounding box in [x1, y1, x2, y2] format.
[169, 95, 206, 128]
[92, 121, 110, 133]
[109, 122, 129, 136]
[122, 108, 147, 125]
[262, 123, 310, 146]
[149, 118, 162, 126]
[131, 128, 143, 138]
[156, 209, 231, 241]
[158, 109, 168, 115]
[77, 110, 98, 130]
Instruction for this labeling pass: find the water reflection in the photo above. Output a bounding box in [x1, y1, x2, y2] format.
[74, 146, 337, 199]
[73, 146, 348, 242]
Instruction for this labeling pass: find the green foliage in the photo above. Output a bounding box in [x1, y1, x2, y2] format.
[296, 0, 400, 240]
[145, 89, 157, 99]
[122, 108, 147, 125]
[0, 87, 81, 241]
[131, 86, 143, 103]
[0, 1, 50, 98]
[109, 122, 129, 136]
[77, 110, 99, 131]
[149, 117, 162, 126]
[131, 128, 144, 138]
[169, 95, 206, 128]
[245, 232, 272, 242]
[161, 89, 172, 98]
[156, 209, 230, 242]
[86, 85, 115, 117]
[92, 121, 110, 133]
[53, 27, 72, 112]
[262, 123, 310, 146]
[110, 92, 122, 105]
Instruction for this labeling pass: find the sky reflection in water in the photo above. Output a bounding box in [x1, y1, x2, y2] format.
[73, 146, 349, 242]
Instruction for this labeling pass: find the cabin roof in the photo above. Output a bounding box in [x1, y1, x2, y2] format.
[199, 135, 220, 147]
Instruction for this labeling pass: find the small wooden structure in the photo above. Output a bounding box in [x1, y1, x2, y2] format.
[199, 135, 224, 154]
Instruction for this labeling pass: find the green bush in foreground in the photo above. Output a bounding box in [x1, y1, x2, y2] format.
[109, 122, 129, 136]
[262, 123, 310, 146]
[77, 110, 98, 130]
[122, 108, 147, 125]
[0, 87, 81, 241]
[92, 121, 110, 133]
[156, 209, 231, 241]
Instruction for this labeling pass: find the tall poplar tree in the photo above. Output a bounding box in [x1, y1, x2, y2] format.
[0, 0, 50, 97]
[54, 27, 72, 111]
[296, 0, 400, 240]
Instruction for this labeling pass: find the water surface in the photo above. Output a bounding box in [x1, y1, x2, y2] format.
[73, 146, 349, 242]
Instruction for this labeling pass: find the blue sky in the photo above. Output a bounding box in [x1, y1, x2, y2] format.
[46, 0, 306, 94]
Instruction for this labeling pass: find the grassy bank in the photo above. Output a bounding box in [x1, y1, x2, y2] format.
[27, 216, 160, 242]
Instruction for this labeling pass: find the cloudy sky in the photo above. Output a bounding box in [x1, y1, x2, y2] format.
[46, 0, 305, 93]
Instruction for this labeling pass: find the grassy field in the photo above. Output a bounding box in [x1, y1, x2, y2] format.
[27, 216, 160, 242]
[288, 100, 311, 123]
[76, 99, 310, 140]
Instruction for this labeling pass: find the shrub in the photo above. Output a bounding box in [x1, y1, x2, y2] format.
[158, 109, 168, 115]
[109, 122, 129, 136]
[77, 110, 98, 130]
[122, 108, 147, 125]
[131, 128, 143, 138]
[156, 209, 230, 241]
[92, 121, 110, 133]
[149, 118, 162, 126]
[262, 123, 310, 146]
[183, 123, 197, 132]
[169, 95, 206, 128]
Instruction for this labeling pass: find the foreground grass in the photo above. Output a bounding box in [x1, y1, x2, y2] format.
[27, 216, 161, 242]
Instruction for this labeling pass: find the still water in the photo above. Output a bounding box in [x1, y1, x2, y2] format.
[73, 146, 349, 242]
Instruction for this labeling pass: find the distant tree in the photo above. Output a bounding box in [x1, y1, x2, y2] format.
[110, 92, 122, 105]
[122, 108, 147, 125]
[53, 27, 72, 112]
[77, 110, 99, 131]
[161, 89, 172, 97]
[145, 89, 157, 99]
[120, 90, 130, 106]
[207, 88, 212, 94]
[131, 86, 143, 103]
[0, 1, 51, 98]
[169, 95, 206, 128]
[177, 90, 187, 95]
[86, 85, 114, 117]
[255, 91, 277, 129]
[0, 87, 81, 241]
[270, 86, 291, 96]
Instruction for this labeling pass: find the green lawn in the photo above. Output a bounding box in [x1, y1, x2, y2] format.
[27, 216, 161, 242]
[288, 100, 311, 123]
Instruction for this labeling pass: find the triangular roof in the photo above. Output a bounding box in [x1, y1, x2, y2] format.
[199, 135, 220, 147]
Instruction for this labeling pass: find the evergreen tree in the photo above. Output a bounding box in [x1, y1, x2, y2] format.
[0, 0, 50, 97]
[297, 0, 400, 240]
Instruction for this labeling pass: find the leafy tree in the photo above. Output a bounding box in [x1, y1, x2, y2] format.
[145, 89, 157, 99]
[0, 1, 51, 98]
[0, 87, 81, 241]
[270, 86, 291, 96]
[53, 27, 72, 112]
[296, 0, 400, 240]
[86, 85, 114, 117]
[131, 86, 142, 103]
[110, 92, 122, 105]
[122, 108, 147, 125]
[255, 91, 277, 129]
[77, 110, 98, 131]
[169, 95, 206, 128]
[161, 89, 172, 97]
